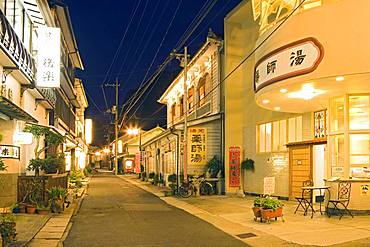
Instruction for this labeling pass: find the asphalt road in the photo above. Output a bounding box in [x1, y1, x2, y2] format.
[63, 173, 247, 247]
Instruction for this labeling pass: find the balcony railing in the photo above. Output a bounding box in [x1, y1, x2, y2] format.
[0, 9, 35, 82]
[38, 88, 56, 108]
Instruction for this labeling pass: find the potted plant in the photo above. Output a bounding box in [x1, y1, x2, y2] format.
[0, 214, 16, 246]
[148, 172, 155, 184]
[48, 186, 67, 213]
[167, 173, 177, 196]
[204, 156, 223, 178]
[10, 203, 20, 214]
[239, 158, 255, 196]
[24, 125, 64, 176]
[37, 203, 50, 215]
[260, 197, 284, 223]
[141, 171, 146, 181]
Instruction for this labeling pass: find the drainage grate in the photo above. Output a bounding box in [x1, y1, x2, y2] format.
[236, 233, 257, 239]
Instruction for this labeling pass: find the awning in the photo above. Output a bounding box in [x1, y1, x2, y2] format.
[0, 96, 37, 122]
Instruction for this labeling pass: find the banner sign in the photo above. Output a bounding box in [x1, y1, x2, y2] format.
[36, 27, 61, 88]
[229, 146, 241, 187]
[135, 152, 141, 173]
[188, 128, 207, 166]
[13, 132, 33, 145]
[0, 145, 20, 159]
[254, 38, 323, 92]
[263, 177, 275, 195]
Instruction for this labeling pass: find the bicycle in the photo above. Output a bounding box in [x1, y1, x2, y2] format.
[178, 176, 214, 198]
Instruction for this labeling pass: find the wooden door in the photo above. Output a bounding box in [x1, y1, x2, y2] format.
[289, 145, 312, 199]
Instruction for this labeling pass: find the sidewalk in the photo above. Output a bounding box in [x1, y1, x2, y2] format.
[26, 177, 90, 247]
[119, 175, 370, 247]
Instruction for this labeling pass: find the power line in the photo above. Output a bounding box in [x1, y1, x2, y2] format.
[100, 0, 142, 109]
[124, 0, 182, 118]
[180, 0, 308, 118]
[85, 89, 104, 114]
[119, 0, 175, 118]
[120, 0, 219, 125]
[116, 0, 150, 78]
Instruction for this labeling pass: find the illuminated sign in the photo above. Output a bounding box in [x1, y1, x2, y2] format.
[229, 146, 240, 187]
[36, 27, 61, 88]
[85, 119, 92, 144]
[254, 38, 324, 92]
[188, 128, 207, 166]
[13, 132, 33, 145]
[0, 145, 20, 159]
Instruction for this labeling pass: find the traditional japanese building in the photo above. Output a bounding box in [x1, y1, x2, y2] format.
[0, 0, 87, 207]
[142, 33, 224, 185]
[225, 0, 370, 211]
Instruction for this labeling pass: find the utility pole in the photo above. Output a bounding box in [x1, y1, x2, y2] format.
[105, 79, 120, 175]
[171, 47, 189, 182]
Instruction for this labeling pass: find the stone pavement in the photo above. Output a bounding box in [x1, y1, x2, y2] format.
[27, 202, 76, 247]
[119, 175, 370, 247]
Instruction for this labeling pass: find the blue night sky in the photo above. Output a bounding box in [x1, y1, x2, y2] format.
[64, 0, 242, 145]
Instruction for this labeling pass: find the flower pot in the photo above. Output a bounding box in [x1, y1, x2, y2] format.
[50, 199, 64, 213]
[26, 204, 37, 214]
[37, 208, 50, 215]
[12, 207, 20, 214]
[19, 203, 27, 213]
[261, 207, 283, 223]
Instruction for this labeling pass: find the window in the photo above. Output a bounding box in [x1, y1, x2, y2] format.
[350, 134, 370, 178]
[188, 87, 194, 112]
[349, 95, 369, 130]
[179, 96, 184, 117]
[14, 0, 23, 39]
[288, 116, 302, 143]
[171, 104, 176, 124]
[198, 76, 206, 107]
[258, 119, 289, 153]
[314, 110, 327, 139]
[6, 0, 15, 26]
[330, 97, 345, 133]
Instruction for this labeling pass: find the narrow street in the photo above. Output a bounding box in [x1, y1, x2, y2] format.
[63, 173, 247, 247]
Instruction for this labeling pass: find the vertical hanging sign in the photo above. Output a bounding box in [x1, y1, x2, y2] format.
[188, 128, 207, 166]
[36, 27, 61, 88]
[229, 146, 240, 187]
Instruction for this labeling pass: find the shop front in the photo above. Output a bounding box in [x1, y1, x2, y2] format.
[252, 0, 370, 211]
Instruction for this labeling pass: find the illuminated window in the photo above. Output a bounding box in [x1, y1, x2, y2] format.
[171, 104, 176, 124]
[330, 97, 344, 133]
[288, 116, 302, 143]
[179, 96, 184, 117]
[198, 79, 205, 107]
[258, 120, 287, 153]
[188, 87, 194, 112]
[314, 110, 327, 139]
[349, 96, 369, 130]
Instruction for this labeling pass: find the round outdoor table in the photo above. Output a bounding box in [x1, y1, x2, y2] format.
[301, 185, 331, 218]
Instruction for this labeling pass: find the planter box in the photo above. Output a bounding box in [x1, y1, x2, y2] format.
[261, 208, 283, 223]
[26, 205, 36, 214]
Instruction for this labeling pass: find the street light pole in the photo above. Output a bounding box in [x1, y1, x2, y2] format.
[171, 47, 189, 182]
[105, 79, 120, 175]
[114, 78, 119, 175]
[183, 47, 188, 182]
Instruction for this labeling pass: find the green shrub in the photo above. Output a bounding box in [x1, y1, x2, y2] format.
[168, 174, 177, 184]
[261, 197, 283, 211]
[204, 156, 224, 177]
[0, 214, 16, 245]
[241, 158, 255, 171]
[148, 172, 155, 179]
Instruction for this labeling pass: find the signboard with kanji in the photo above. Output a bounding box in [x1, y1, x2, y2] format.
[0, 145, 20, 159]
[229, 146, 240, 187]
[188, 128, 207, 166]
[254, 38, 323, 92]
[36, 27, 61, 88]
